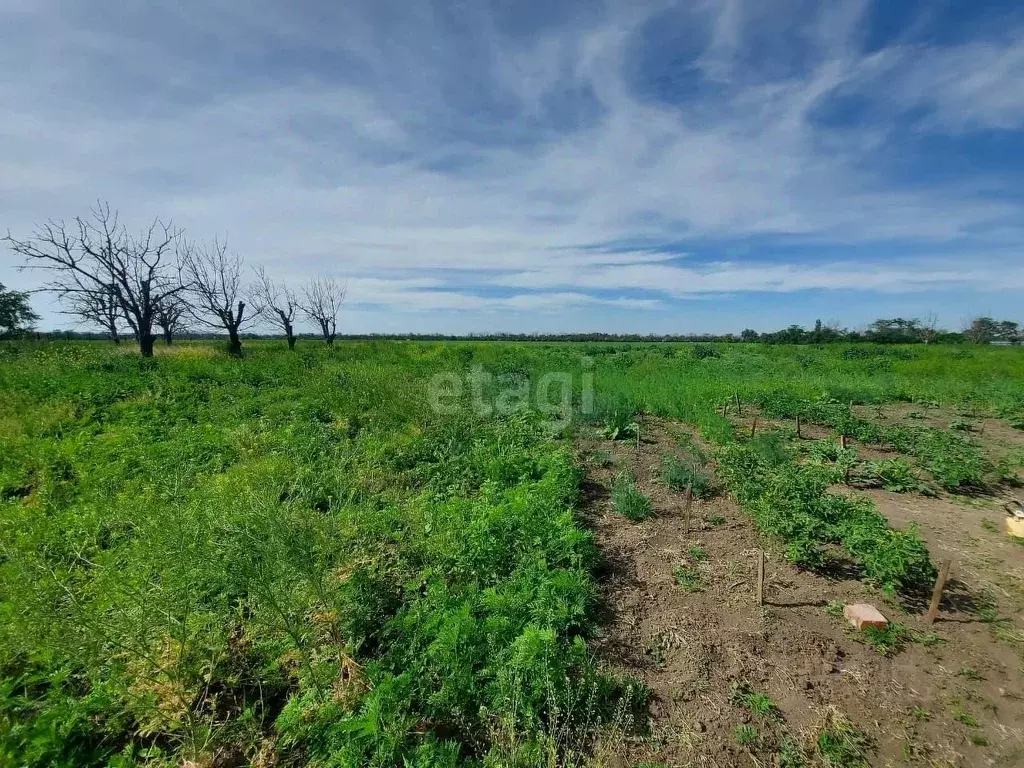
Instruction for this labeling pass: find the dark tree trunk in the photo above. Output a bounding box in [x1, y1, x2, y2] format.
[326, 334, 336, 346]
[163, 328, 173, 346]
[140, 334, 155, 357]
[283, 318, 296, 349]
[227, 328, 243, 357]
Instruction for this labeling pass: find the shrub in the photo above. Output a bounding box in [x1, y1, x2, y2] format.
[860, 459, 929, 494]
[692, 344, 721, 360]
[662, 457, 715, 498]
[610, 475, 653, 521]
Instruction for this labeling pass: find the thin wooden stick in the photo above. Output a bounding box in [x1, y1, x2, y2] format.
[683, 483, 693, 534]
[796, 414, 802, 439]
[734, 392, 742, 416]
[756, 551, 765, 606]
[750, 417, 758, 438]
[840, 434, 848, 450]
[926, 559, 952, 624]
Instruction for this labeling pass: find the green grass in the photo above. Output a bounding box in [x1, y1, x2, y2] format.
[734, 724, 758, 746]
[2, 339, 1023, 766]
[673, 565, 704, 592]
[730, 683, 781, 721]
[816, 716, 873, 767]
[956, 666, 985, 681]
[0, 341, 640, 767]
[861, 623, 909, 656]
[687, 544, 708, 562]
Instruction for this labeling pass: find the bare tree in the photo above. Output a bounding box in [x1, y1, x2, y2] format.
[155, 294, 187, 346]
[181, 239, 252, 357]
[65, 282, 124, 344]
[4, 202, 188, 356]
[921, 312, 939, 344]
[301, 276, 346, 345]
[251, 266, 299, 349]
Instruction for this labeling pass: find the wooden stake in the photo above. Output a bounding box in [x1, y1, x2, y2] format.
[734, 392, 742, 416]
[756, 551, 765, 606]
[683, 483, 693, 534]
[796, 414, 802, 439]
[840, 434, 848, 450]
[750, 416, 758, 438]
[926, 559, 952, 624]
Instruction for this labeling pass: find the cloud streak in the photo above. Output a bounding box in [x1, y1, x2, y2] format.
[1, 0, 1023, 332]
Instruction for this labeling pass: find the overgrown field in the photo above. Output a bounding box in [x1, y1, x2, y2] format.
[1, 340, 1023, 767]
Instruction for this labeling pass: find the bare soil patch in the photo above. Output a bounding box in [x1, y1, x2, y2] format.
[578, 416, 1024, 767]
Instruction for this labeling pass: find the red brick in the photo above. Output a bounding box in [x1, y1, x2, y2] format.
[843, 603, 888, 631]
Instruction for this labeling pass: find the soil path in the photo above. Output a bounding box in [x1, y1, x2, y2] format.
[577, 416, 1024, 767]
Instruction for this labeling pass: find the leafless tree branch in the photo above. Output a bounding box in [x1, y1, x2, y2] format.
[301, 276, 346, 346]
[181, 238, 252, 356]
[3, 201, 188, 356]
[251, 266, 299, 349]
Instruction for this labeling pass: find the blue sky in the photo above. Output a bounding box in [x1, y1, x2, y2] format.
[1, 0, 1023, 334]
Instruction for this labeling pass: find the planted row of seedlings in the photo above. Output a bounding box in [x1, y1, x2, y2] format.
[752, 392, 997, 492]
[715, 429, 936, 596]
[595, 399, 937, 596]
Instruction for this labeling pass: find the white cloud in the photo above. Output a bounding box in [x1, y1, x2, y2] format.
[491, 256, 1024, 296]
[0, 0, 1023, 332]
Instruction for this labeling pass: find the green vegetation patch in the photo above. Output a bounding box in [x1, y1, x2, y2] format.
[611, 473, 654, 522]
[0, 343, 640, 768]
[717, 432, 935, 595]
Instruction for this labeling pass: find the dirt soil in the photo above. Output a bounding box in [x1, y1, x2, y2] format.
[578, 416, 1024, 768]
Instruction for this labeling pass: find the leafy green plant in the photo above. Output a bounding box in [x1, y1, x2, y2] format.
[953, 707, 979, 728]
[778, 735, 806, 768]
[687, 544, 708, 562]
[662, 456, 715, 498]
[860, 459, 929, 494]
[717, 435, 936, 595]
[730, 683, 781, 720]
[816, 714, 873, 767]
[692, 344, 721, 360]
[956, 667, 985, 681]
[611, 474, 653, 521]
[860, 623, 909, 656]
[734, 724, 758, 746]
[673, 565, 704, 592]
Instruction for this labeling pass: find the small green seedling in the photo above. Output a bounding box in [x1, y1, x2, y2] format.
[956, 667, 985, 681]
[734, 724, 758, 746]
[673, 565, 704, 592]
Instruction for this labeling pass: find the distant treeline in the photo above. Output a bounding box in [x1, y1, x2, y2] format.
[9, 316, 1022, 345]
